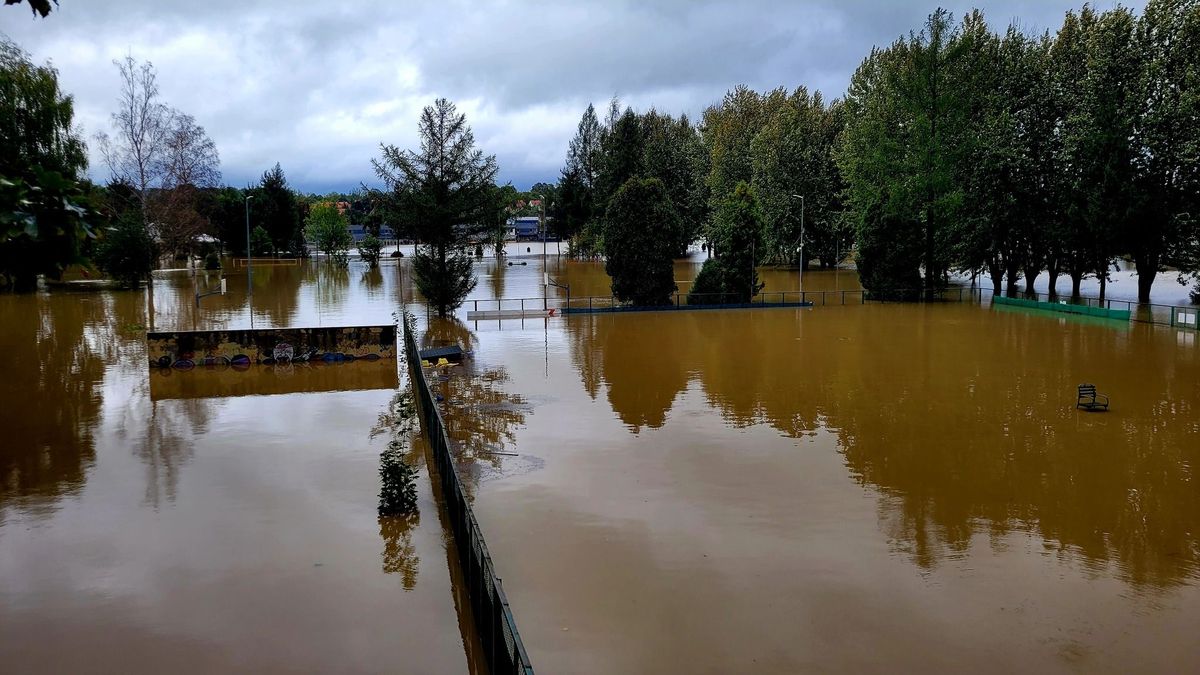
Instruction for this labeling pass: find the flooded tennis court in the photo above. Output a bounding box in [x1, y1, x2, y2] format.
[0, 274, 482, 674]
[433, 259, 1200, 673]
[2, 253, 1197, 673]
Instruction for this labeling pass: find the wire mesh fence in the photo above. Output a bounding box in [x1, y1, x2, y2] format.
[458, 285, 1198, 331]
[402, 314, 535, 675]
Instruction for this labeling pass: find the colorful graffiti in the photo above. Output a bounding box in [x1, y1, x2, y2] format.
[146, 325, 396, 370]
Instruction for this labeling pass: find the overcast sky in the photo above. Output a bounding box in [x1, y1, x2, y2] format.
[2, 0, 1144, 193]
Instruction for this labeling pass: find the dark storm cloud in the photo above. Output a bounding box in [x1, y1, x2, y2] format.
[1, 0, 1144, 192]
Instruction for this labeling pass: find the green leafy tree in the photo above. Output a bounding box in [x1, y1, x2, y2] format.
[372, 98, 498, 316]
[252, 163, 301, 255]
[1, 37, 94, 291]
[1132, 0, 1200, 302]
[642, 110, 707, 255]
[95, 214, 156, 288]
[595, 107, 645, 209]
[750, 88, 847, 267]
[688, 181, 764, 304]
[1062, 7, 1142, 302]
[359, 233, 383, 268]
[198, 186, 247, 252]
[602, 177, 680, 306]
[702, 86, 789, 235]
[249, 225, 271, 256]
[305, 201, 352, 265]
[557, 103, 602, 252]
[837, 10, 968, 297]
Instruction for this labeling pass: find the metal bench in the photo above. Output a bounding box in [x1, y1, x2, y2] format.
[1077, 384, 1110, 412]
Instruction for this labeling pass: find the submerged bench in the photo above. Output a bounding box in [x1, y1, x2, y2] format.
[1077, 384, 1110, 412]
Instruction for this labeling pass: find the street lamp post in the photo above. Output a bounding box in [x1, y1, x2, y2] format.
[539, 194, 547, 309]
[791, 194, 805, 296]
[244, 195, 254, 299]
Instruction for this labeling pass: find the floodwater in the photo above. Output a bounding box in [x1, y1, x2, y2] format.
[432, 260, 1200, 673]
[0, 273, 484, 673]
[3, 252, 1197, 673]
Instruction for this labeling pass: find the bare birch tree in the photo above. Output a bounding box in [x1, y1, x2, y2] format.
[97, 55, 172, 224]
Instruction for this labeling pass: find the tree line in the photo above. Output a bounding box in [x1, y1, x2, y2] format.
[550, 0, 1200, 305]
[1, 37, 375, 289]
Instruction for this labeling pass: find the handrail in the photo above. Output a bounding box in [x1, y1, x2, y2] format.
[401, 314, 535, 674]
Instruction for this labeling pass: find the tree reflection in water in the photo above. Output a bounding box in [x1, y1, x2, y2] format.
[379, 514, 420, 589]
[564, 306, 1200, 590]
[0, 291, 106, 518]
[420, 318, 528, 497]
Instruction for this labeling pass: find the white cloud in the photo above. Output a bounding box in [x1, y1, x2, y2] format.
[1, 0, 1146, 192]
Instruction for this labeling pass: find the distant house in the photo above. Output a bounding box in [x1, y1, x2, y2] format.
[508, 216, 542, 240]
[347, 224, 396, 243]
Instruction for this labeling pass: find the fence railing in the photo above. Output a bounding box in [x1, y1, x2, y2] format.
[401, 313, 535, 675]
[987, 288, 1199, 329]
[462, 286, 995, 315]
[458, 286, 1200, 329]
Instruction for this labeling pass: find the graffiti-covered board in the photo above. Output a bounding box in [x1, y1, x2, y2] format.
[146, 325, 396, 369]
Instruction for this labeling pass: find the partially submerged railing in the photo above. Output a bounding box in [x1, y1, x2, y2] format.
[458, 286, 1199, 330]
[992, 288, 1199, 330]
[462, 287, 992, 316]
[401, 313, 535, 675]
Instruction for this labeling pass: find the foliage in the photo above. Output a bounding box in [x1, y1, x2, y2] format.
[687, 182, 764, 303]
[1, 170, 97, 290]
[198, 186, 247, 251]
[252, 163, 302, 255]
[556, 103, 602, 250]
[4, 0, 55, 16]
[603, 177, 680, 306]
[203, 251, 220, 270]
[1130, 0, 1200, 302]
[151, 113, 222, 258]
[379, 439, 418, 516]
[750, 88, 847, 266]
[304, 201, 351, 265]
[838, 9, 968, 298]
[249, 224, 271, 256]
[1, 40, 95, 290]
[359, 232, 383, 268]
[560, 98, 707, 259]
[95, 214, 156, 288]
[96, 55, 171, 224]
[372, 98, 498, 316]
[702, 86, 789, 232]
[687, 259, 724, 301]
[1, 37, 86, 180]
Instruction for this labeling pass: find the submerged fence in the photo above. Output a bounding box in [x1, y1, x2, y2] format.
[993, 288, 1199, 329]
[459, 285, 1200, 330]
[401, 314, 535, 675]
[462, 286, 992, 316]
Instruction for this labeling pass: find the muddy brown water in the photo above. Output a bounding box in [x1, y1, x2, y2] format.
[0, 276, 484, 674]
[3, 255, 1198, 673]
[435, 260, 1200, 673]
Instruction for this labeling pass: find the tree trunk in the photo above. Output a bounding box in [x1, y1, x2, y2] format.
[1070, 271, 1083, 299]
[1134, 251, 1158, 304]
[1022, 267, 1040, 297]
[1099, 273, 1107, 303]
[987, 262, 1003, 296]
[1004, 259, 1021, 297]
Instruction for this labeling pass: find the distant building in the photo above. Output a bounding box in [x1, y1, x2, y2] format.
[347, 224, 396, 242]
[508, 216, 542, 240]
